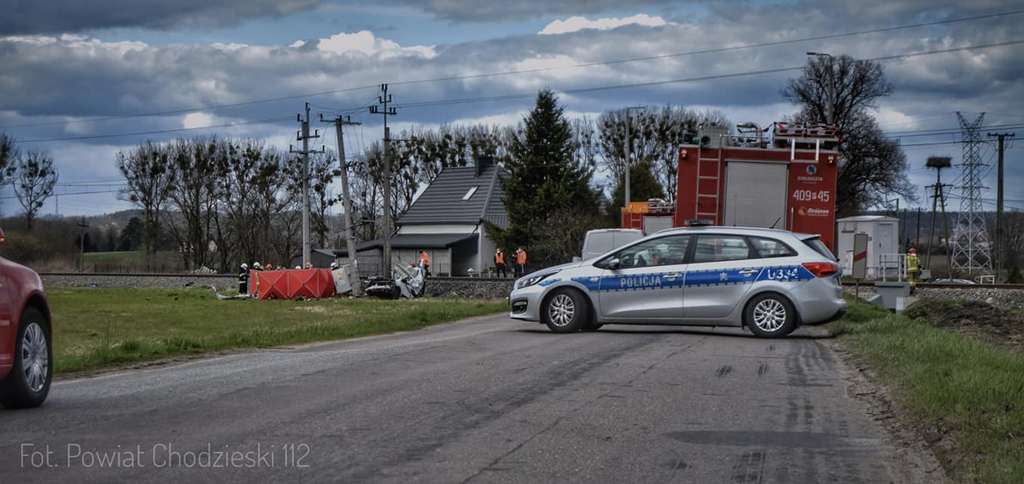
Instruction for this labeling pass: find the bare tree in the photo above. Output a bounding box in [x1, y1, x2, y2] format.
[0, 134, 17, 217]
[598, 106, 729, 202]
[309, 149, 338, 248]
[0, 134, 16, 176]
[12, 151, 58, 230]
[166, 138, 220, 270]
[782, 55, 913, 214]
[117, 141, 174, 260]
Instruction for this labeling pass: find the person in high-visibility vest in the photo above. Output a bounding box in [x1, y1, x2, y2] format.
[514, 247, 528, 277]
[907, 247, 920, 292]
[495, 248, 507, 278]
[418, 250, 431, 277]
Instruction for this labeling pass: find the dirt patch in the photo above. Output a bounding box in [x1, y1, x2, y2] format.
[905, 299, 1024, 351]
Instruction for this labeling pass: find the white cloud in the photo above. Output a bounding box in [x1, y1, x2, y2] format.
[182, 112, 215, 129]
[316, 31, 436, 59]
[539, 14, 670, 35]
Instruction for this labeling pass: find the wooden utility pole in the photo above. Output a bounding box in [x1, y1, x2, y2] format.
[370, 84, 397, 278]
[987, 132, 1014, 275]
[290, 102, 321, 268]
[321, 113, 363, 296]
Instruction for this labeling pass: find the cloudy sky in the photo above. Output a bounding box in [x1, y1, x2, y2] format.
[1, 0, 1021, 216]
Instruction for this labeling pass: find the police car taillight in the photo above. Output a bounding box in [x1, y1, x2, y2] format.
[802, 262, 839, 278]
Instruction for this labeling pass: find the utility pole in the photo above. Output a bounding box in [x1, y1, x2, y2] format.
[915, 207, 921, 249]
[321, 113, 363, 296]
[370, 84, 397, 279]
[987, 132, 1014, 276]
[77, 218, 89, 272]
[290, 102, 322, 268]
[623, 106, 645, 208]
[925, 156, 952, 273]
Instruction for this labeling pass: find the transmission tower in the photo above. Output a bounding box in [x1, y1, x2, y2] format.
[949, 112, 993, 275]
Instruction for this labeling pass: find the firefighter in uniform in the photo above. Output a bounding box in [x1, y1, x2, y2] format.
[419, 250, 431, 277]
[907, 247, 920, 292]
[514, 247, 527, 278]
[495, 248, 507, 278]
[238, 263, 249, 295]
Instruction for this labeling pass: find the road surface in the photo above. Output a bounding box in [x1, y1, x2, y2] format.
[2, 314, 916, 483]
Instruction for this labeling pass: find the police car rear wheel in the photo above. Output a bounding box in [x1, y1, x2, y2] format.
[745, 293, 796, 338]
[543, 290, 586, 333]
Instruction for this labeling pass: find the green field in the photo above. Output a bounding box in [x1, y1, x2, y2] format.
[48, 288, 506, 374]
[835, 298, 1024, 483]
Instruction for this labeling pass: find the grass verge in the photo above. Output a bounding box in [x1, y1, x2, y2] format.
[834, 297, 1024, 483]
[48, 288, 506, 375]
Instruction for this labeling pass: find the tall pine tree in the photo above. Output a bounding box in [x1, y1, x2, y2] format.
[497, 90, 600, 263]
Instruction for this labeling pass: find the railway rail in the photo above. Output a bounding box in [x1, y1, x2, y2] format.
[40, 272, 1023, 289]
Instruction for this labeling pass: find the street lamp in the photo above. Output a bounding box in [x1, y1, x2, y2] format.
[806, 52, 834, 126]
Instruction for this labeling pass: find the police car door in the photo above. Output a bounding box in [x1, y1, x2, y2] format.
[595, 235, 690, 322]
[683, 234, 758, 321]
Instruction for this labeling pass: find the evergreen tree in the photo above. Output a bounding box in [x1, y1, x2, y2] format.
[498, 90, 600, 263]
[608, 160, 666, 225]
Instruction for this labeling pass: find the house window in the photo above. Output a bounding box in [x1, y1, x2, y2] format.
[462, 186, 479, 200]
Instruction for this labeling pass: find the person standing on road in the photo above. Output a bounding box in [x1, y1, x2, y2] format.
[419, 250, 431, 277]
[907, 247, 920, 293]
[514, 247, 527, 278]
[495, 248, 507, 278]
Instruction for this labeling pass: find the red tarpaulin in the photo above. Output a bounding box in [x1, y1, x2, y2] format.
[250, 269, 336, 300]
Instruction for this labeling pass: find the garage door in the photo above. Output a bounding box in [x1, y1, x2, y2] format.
[724, 162, 787, 228]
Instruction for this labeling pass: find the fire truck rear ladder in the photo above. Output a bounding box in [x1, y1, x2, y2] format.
[694, 146, 723, 223]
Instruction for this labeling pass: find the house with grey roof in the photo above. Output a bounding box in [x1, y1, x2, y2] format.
[335, 160, 509, 277]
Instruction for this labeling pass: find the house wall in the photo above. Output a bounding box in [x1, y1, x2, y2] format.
[450, 236, 479, 276]
[478, 225, 498, 277]
[393, 248, 452, 276]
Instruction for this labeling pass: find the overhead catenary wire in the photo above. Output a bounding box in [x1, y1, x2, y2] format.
[1, 8, 1021, 132]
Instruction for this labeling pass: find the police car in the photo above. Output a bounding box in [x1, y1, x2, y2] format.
[509, 226, 845, 338]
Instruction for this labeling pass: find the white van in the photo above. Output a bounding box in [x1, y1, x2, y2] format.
[581, 229, 644, 261]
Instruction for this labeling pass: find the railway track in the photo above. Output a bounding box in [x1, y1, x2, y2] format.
[40, 272, 1022, 289]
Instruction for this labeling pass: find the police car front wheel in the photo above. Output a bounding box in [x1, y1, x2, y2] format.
[543, 289, 588, 333]
[744, 293, 797, 338]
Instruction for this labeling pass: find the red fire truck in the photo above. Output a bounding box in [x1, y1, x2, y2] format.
[622, 122, 840, 250]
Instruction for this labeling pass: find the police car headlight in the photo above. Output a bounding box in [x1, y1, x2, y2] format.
[516, 272, 556, 289]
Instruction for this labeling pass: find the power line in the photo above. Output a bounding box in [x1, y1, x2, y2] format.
[887, 122, 1024, 137]
[392, 39, 1024, 110]
[16, 116, 291, 144]
[1, 8, 1021, 132]
[10, 39, 1024, 146]
[0, 189, 123, 200]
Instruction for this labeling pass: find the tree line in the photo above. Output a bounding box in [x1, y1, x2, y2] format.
[3, 56, 968, 274]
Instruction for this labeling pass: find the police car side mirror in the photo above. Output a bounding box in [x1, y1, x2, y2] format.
[606, 258, 621, 270]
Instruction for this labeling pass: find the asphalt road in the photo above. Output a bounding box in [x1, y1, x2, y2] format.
[1, 314, 911, 483]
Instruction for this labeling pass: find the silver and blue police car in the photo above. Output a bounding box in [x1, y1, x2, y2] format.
[509, 226, 846, 338]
